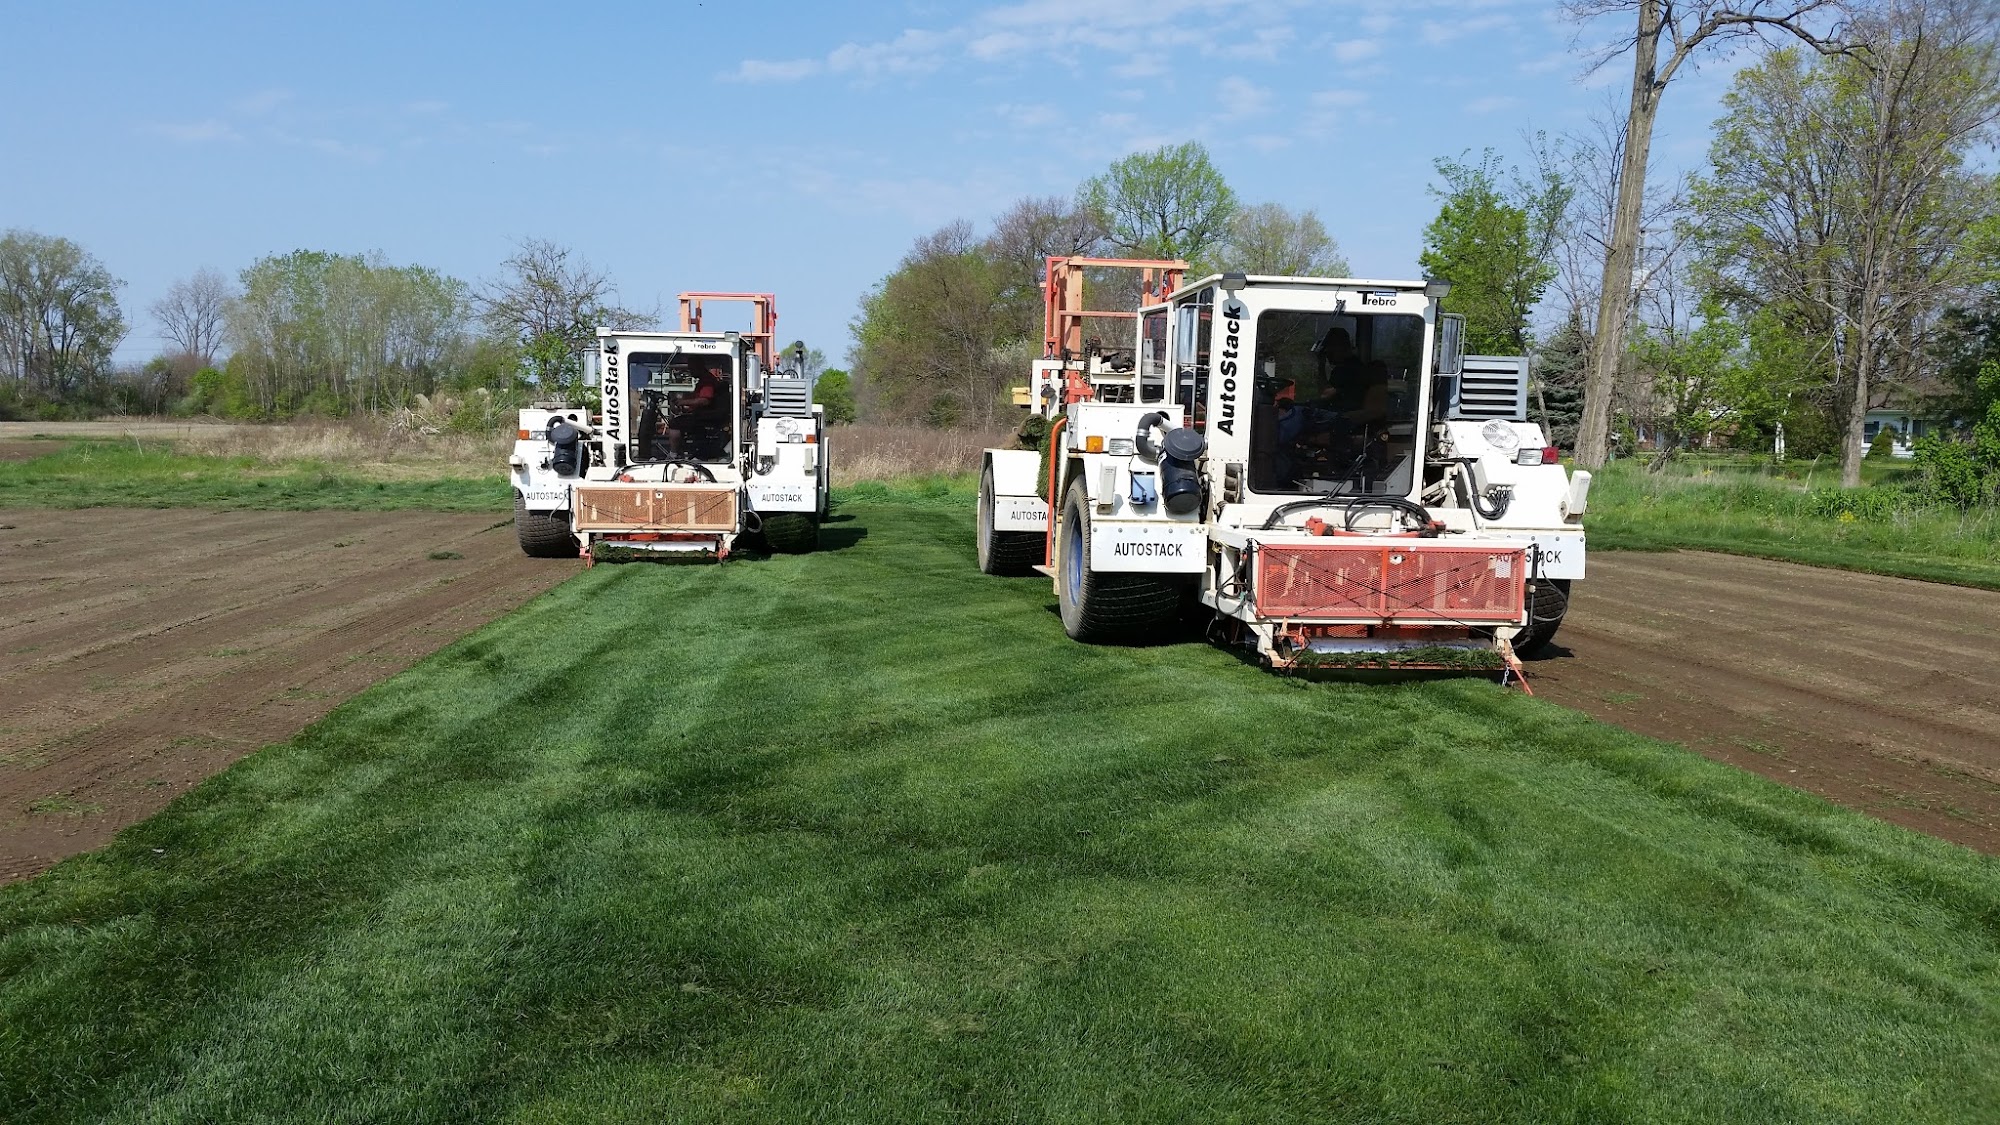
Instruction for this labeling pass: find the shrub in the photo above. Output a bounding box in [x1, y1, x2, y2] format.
[1912, 435, 1993, 511]
[1866, 427, 1898, 460]
[1803, 486, 1910, 521]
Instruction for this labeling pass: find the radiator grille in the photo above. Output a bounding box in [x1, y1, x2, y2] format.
[1452, 355, 1529, 421]
[1255, 543, 1526, 623]
[574, 484, 738, 531]
[764, 376, 813, 417]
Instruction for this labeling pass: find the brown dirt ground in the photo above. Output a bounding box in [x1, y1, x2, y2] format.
[1529, 551, 2000, 854]
[0, 441, 54, 462]
[0, 508, 576, 883]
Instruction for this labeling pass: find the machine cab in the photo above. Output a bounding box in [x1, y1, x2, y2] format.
[597, 330, 745, 476]
[1155, 277, 1448, 508]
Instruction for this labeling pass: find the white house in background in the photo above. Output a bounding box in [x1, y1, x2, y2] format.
[1863, 408, 1936, 458]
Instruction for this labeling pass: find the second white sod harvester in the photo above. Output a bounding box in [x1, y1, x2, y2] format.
[509, 292, 829, 561]
[977, 259, 1590, 679]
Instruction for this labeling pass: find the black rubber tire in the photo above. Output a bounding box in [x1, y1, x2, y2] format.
[1516, 578, 1571, 656]
[1055, 477, 1183, 643]
[977, 463, 1042, 577]
[763, 512, 819, 554]
[515, 495, 579, 559]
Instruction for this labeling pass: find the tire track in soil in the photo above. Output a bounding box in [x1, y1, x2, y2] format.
[0, 508, 577, 884]
[1529, 551, 2000, 854]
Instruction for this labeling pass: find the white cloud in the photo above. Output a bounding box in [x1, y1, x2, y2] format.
[231, 88, 292, 116]
[826, 29, 951, 77]
[1465, 95, 1521, 115]
[1312, 89, 1369, 109]
[1421, 13, 1514, 45]
[1517, 50, 1574, 75]
[997, 102, 1063, 129]
[1245, 134, 1293, 152]
[724, 0, 1313, 86]
[733, 57, 822, 83]
[1217, 77, 1272, 118]
[1330, 39, 1382, 63]
[150, 119, 242, 143]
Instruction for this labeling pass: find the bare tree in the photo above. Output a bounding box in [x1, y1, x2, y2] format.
[984, 197, 1107, 337]
[477, 238, 648, 343]
[1222, 203, 1350, 276]
[1563, 0, 1860, 468]
[151, 267, 231, 368]
[477, 239, 650, 392]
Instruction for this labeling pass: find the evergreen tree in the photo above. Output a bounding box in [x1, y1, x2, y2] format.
[1534, 310, 1589, 451]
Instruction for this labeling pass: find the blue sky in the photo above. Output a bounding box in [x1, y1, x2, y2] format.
[1, 0, 1761, 366]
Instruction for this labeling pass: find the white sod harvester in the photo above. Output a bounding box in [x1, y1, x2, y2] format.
[977, 259, 1590, 683]
[510, 292, 829, 562]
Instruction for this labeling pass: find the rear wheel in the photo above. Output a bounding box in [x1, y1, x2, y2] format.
[1516, 578, 1571, 656]
[515, 495, 578, 558]
[763, 512, 819, 554]
[1056, 477, 1182, 643]
[977, 463, 1042, 577]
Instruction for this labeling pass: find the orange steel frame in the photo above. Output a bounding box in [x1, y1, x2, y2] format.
[678, 292, 779, 369]
[1041, 256, 1187, 359]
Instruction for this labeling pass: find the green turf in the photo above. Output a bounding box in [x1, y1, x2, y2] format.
[1588, 461, 2000, 590]
[2, 494, 1996, 1123]
[0, 440, 502, 511]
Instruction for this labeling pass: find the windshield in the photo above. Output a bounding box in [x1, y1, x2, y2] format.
[629, 351, 735, 464]
[1247, 310, 1423, 495]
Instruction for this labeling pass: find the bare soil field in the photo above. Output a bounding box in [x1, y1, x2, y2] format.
[0, 420, 261, 441]
[1532, 551, 2000, 854]
[0, 508, 574, 883]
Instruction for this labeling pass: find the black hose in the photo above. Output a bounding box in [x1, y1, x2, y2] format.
[1260, 495, 1434, 533]
[1135, 412, 1171, 461]
[1454, 461, 1511, 520]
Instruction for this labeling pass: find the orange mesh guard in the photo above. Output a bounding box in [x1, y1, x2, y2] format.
[1255, 543, 1526, 623]
[574, 484, 738, 532]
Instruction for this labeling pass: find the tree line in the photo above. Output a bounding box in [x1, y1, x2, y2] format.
[850, 142, 1346, 429]
[0, 236, 856, 428]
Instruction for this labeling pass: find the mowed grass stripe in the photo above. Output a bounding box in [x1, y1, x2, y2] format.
[1, 496, 1996, 1123]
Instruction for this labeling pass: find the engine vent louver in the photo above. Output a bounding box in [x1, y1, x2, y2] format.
[764, 376, 813, 418]
[1451, 355, 1530, 422]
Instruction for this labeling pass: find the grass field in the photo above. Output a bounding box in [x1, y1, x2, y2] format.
[0, 439, 503, 511]
[2, 488, 1996, 1123]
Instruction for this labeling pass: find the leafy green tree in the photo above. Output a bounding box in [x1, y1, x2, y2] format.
[1628, 294, 1747, 463]
[1079, 142, 1238, 266]
[814, 368, 857, 424]
[1419, 150, 1568, 355]
[229, 251, 472, 416]
[0, 229, 126, 408]
[1692, 5, 2000, 487]
[852, 221, 1017, 428]
[1221, 203, 1348, 276]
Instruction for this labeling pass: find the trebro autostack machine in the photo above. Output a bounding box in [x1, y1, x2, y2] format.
[976, 260, 1589, 679]
[508, 292, 829, 561]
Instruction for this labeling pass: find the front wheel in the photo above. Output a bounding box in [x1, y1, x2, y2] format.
[1055, 477, 1182, 643]
[1516, 578, 1571, 656]
[515, 495, 579, 558]
[977, 463, 1041, 577]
